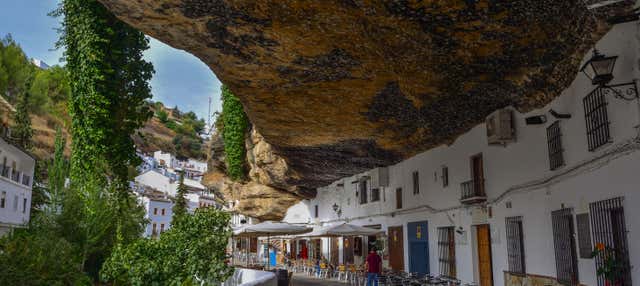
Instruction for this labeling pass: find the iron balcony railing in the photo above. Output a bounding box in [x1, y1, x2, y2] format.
[460, 178, 486, 201]
[21, 175, 30, 186]
[11, 170, 20, 182]
[0, 165, 8, 177]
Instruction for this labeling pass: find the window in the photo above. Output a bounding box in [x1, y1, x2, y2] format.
[22, 198, 27, 213]
[547, 121, 565, 170]
[412, 171, 419, 194]
[583, 88, 611, 151]
[551, 208, 579, 285]
[153, 208, 158, 215]
[13, 195, 18, 211]
[395, 188, 402, 209]
[437, 227, 456, 278]
[160, 223, 165, 233]
[359, 180, 368, 205]
[589, 197, 631, 286]
[371, 188, 380, 202]
[152, 223, 157, 236]
[161, 208, 165, 215]
[441, 166, 449, 187]
[505, 216, 526, 274]
[0, 191, 5, 208]
[576, 213, 592, 259]
[314, 205, 319, 218]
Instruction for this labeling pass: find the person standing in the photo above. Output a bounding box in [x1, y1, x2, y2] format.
[365, 247, 382, 286]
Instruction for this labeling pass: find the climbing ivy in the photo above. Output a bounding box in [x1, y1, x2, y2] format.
[56, 0, 154, 187]
[221, 85, 249, 181]
[54, 0, 152, 279]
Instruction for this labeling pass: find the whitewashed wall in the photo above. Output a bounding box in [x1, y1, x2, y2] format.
[283, 22, 640, 286]
[142, 197, 173, 238]
[0, 137, 35, 234]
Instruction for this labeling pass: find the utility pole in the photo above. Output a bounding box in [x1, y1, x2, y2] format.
[207, 96, 211, 135]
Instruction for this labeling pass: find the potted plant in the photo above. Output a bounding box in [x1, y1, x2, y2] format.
[591, 243, 624, 286]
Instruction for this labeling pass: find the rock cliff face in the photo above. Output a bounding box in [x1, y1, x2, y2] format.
[100, 0, 633, 219]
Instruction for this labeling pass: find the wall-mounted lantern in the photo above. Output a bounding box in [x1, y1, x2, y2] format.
[332, 203, 342, 217]
[580, 50, 638, 101]
[580, 50, 617, 86]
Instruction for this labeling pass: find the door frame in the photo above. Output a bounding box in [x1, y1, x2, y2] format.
[474, 224, 493, 286]
[388, 225, 405, 271]
[407, 221, 429, 275]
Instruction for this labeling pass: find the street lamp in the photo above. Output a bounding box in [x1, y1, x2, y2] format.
[580, 50, 617, 86]
[580, 50, 638, 101]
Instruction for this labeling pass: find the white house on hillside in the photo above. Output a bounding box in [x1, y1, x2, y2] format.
[138, 190, 173, 238]
[0, 136, 35, 235]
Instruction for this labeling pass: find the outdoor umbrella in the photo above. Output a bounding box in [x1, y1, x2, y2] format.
[296, 223, 384, 237]
[234, 221, 312, 269]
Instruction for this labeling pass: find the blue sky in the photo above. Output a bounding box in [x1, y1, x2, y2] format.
[0, 0, 222, 121]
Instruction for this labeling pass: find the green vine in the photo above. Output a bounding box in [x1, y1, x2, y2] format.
[221, 85, 248, 181]
[56, 0, 153, 187]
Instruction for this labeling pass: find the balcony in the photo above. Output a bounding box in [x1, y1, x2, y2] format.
[0, 165, 8, 178]
[10, 170, 20, 183]
[460, 178, 486, 204]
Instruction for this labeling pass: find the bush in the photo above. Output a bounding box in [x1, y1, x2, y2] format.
[102, 208, 233, 285]
[156, 109, 168, 123]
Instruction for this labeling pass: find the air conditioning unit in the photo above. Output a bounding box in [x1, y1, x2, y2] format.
[370, 167, 389, 188]
[486, 108, 515, 145]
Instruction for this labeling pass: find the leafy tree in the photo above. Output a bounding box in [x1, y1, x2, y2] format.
[0, 35, 34, 102]
[0, 223, 91, 286]
[11, 85, 33, 150]
[221, 85, 248, 180]
[102, 208, 234, 285]
[48, 127, 69, 210]
[29, 66, 71, 115]
[172, 171, 188, 224]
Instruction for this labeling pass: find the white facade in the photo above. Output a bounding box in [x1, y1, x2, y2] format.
[135, 170, 173, 194]
[0, 137, 35, 235]
[154, 150, 176, 168]
[140, 196, 173, 238]
[283, 22, 640, 286]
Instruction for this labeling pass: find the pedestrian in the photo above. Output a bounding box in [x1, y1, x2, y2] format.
[365, 247, 382, 286]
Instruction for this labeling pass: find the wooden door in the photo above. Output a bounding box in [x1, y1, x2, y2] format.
[476, 224, 493, 286]
[471, 154, 484, 195]
[388, 226, 405, 271]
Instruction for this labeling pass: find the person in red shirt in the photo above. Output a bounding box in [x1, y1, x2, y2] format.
[365, 247, 382, 286]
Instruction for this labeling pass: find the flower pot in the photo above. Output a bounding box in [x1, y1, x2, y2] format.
[605, 280, 621, 286]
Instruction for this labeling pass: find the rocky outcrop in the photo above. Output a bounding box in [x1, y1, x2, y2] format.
[204, 129, 302, 220]
[100, 0, 634, 219]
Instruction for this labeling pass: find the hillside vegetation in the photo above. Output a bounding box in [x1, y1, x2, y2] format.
[0, 34, 206, 161]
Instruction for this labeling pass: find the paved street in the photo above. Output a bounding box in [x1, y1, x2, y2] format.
[291, 273, 346, 286]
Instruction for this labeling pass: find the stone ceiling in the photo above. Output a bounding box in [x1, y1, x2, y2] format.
[100, 0, 634, 218]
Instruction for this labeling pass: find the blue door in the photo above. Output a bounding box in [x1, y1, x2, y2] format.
[409, 242, 429, 275]
[407, 221, 429, 275]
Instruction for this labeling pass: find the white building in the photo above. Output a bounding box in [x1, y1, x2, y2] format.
[153, 150, 177, 168]
[0, 136, 36, 235]
[135, 170, 174, 194]
[31, 59, 49, 70]
[283, 22, 640, 286]
[139, 191, 173, 238]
